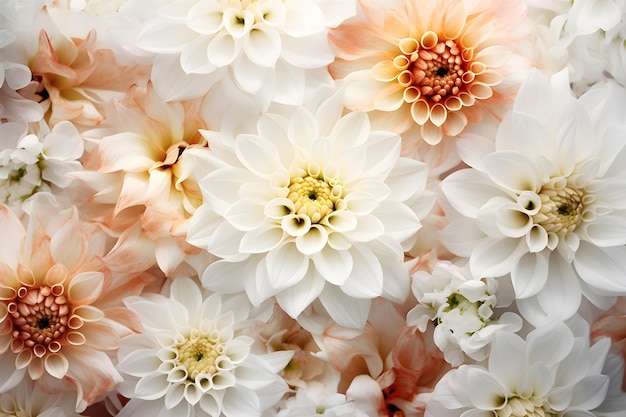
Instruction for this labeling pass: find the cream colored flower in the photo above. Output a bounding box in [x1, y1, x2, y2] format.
[329, 0, 531, 145]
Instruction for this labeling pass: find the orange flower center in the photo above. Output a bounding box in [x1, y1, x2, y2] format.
[8, 285, 71, 358]
[403, 36, 467, 105]
[390, 31, 480, 123]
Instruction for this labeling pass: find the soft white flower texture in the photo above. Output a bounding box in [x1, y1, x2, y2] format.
[0, 121, 83, 209]
[117, 277, 291, 417]
[188, 104, 428, 328]
[440, 70, 626, 325]
[135, 0, 346, 103]
[427, 322, 612, 417]
[407, 262, 521, 366]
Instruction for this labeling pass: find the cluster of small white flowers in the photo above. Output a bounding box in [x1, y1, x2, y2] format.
[0, 1, 626, 417]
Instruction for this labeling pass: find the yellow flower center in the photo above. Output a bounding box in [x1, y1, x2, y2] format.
[533, 180, 584, 236]
[287, 175, 341, 224]
[496, 397, 556, 417]
[175, 333, 224, 381]
[8, 285, 71, 358]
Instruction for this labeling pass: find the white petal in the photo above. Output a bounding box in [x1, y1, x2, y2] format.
[180, 36, 214, 74]
[511, 251, 549, 299]
[295, 224, 328, 255]
[489, 332, 527, 392]
[281, 214, 312, 236]
[288, 107, 318, 148]
[283, 0, 325, 37]
[275, 268, 325, 318]
[170, 277, 202, 315]
[321, 210, 357, 233]
[547, 387, 572, 412]
[526, 322, 573, 365]
[343, 191, 379, 215]
[529, 255, 582, 325]
[517, 362, 553, 400]
[385, 157, 428, 202]
[569, 375, 609, 410]
[235, 134, 281, 178]
[187, 1, 224, 35]
[221, 385, 261, 417]
[441, 169, 509, 218]
[319, 285, 371, 329]
[202, 259, 253, 294]
[281, 32, 334, 68]
[467, 367, 508, 410]
[137, 19, 196, 53]
[584, 215, 626, 247]
[469, 238, 526, 278]
[43, 121, 83, 160]
[265, 242, 308, 291]
[339, 245, 383, 298]
[526, 225, 549, 252]
[209, 221, 246, 258]
[312, 245, 353, 286]
[224, 199, 267, 231]
[243, 24, 281, 67]
[483, 151, 543, 193]
[151, 55, 215, 101]
[496, 204, 533, 238]
[207, 32, 239, 67]
[373, 200, 421, 242]
[574, 243, 626, 294]
[135, 372, 170, 400]
[118, 349, 161, 377]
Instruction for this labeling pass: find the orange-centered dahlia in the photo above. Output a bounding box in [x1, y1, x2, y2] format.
[329, 0, 530, 145]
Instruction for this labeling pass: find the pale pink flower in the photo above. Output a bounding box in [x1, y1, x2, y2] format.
[76, 82, 213, 277]
[252, 304, 340, 392]
[28, 10, 149, 127]
[328, 0, 532, 146]
[321, 298, 450, 416]
[0, 194, 145, 412]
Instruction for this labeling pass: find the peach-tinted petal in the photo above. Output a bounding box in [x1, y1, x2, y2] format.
[67, 272, 104, 305]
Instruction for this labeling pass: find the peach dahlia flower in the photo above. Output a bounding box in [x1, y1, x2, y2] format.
[0, 195, 143, 412]
[328, 0, 531, 146]
[76, 82, 212, 277]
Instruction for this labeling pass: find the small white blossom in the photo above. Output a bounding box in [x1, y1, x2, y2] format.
[407, 261, 522, 366]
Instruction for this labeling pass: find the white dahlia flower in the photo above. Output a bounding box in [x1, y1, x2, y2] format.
[131, 0, 355, 106]
[187, 92, 432, 329]
[426, 321, 613, 417]
[440, 69, 626, 326]
[116, 277, 292, 417]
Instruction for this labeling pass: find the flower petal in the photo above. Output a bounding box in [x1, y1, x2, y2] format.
[265, 242, 308, 291]
[467, 367, 508, 410]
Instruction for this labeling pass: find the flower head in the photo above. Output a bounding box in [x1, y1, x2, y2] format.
[0, 120, 83, 214]
[187, 92, 431, 328]
[407, 261, 522, 366]
[131, 0, 355, 106]
[440, 70, 626, 325]
[76, 82, 213, 277]
[116, 276, 292, 417]
[427, 322, 612, 417]
[329, 0, 531, 145]
[0, 194, 142, 412]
